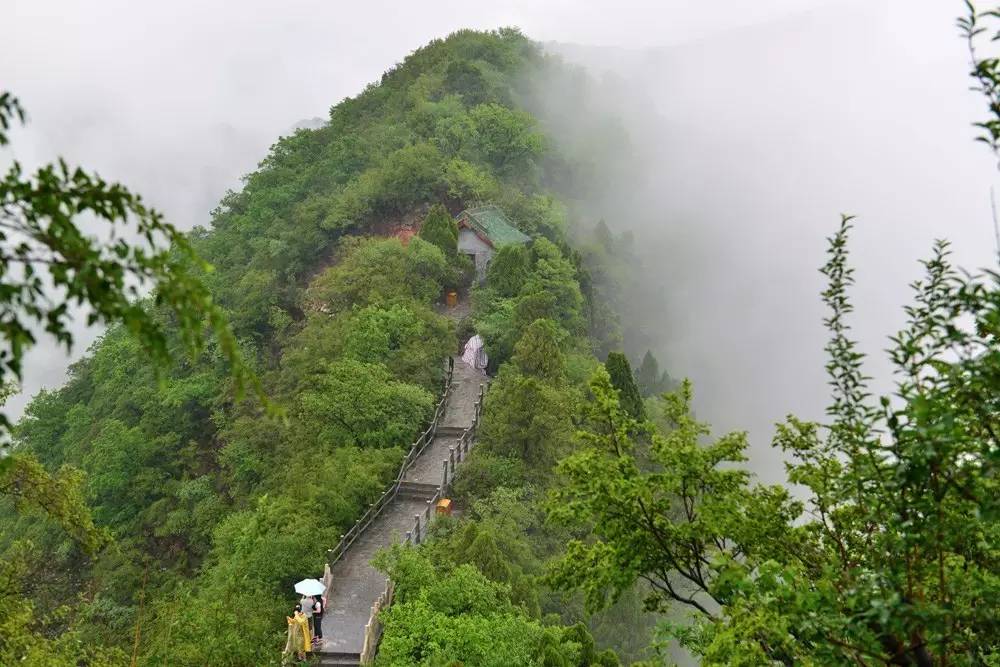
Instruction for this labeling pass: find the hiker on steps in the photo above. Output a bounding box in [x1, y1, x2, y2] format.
[299, 593, 314, 636]
[311, 594, 325, 646]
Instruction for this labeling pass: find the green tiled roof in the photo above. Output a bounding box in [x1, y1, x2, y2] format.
[458, 206, 530, 247]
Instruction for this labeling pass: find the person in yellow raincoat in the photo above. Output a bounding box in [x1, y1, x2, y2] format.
[283, 603, 311, 661]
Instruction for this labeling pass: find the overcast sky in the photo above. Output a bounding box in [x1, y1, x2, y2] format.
[537, 1, 1000, 478]
[4, 1, 997, 475]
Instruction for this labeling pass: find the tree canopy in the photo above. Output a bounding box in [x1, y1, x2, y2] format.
[419, 203, 459, 257]
[604, 352, 645, 421]
[548, 218, 1000, 665]
[4, 7, 999, 665]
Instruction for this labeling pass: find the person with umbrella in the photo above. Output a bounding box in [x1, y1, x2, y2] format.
[294, 579, 326, 646]
[311, 594, 325, 645]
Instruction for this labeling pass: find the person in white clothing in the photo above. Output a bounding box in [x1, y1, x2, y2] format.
[461, 334, 488, 374]
[299, 595, 314, 636]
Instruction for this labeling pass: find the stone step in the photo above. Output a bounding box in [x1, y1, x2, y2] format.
[313, 649, 361, 666]
[397, 481, 440, 500]
[434, 425, 467, 437]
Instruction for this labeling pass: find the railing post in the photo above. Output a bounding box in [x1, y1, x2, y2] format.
[414, 514, 422, 544]
[405, 530, 412, 544]
[449, 446, 456, 476]
[442, 460, 449, 491]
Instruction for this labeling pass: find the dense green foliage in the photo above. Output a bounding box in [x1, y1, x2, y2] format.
[374, 544, 619, 667]
[0, 91, 267, 664]
[549, 219, 1000, 665]
[604, 352, 645, 421]
[487, 242, 531, 297]
[6, 5, 998, 665]
[1, 27, 650, 665]
[419, 203, 459, 256]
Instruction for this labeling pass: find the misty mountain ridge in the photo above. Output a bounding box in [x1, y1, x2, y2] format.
[2, 9, 997, 665]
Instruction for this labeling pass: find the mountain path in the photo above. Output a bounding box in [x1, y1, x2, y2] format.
[317, 300, 483, 662]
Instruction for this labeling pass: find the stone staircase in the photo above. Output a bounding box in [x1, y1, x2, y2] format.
[308, 356, 487, 666]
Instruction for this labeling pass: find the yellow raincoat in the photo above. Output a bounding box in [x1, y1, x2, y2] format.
[283, 611, 312, 658]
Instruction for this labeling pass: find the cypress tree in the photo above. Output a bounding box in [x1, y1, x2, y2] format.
[593, 219, 614, 251]
[512, 318, 565, 381]
[487, 243, 530, 297]
[419, 203, 458, 257]
[605, 352, 646, 420]
[635, 350, 660, 397]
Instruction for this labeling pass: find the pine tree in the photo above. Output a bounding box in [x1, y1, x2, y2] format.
[604, 352, 645, 420]
[419, 203, 458, 257]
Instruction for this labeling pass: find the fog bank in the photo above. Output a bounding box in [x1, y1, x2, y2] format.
[4, 1, 996, 468]
[551, 1, 998, 480]
[2, 0, 835, 419]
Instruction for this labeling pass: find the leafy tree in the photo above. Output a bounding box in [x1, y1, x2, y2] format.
[343, 304, 452, 385]
[512, 290, 559, 332]
[82, 418, 167, 532]
[549, 219, 1000, 665]
[0, 594, 127, 667]
[442, 157, 501, 202]
[0, 453, 107, 558]
[306, 237, 453, 312]
[593, 220, 614, 252]
[522, 238, 583, 333]
[325, 142, 447, 229]
[0, 92, 262, 443]
[511, 318, 566, 382]
[477, 371, 574, 473]
[443, 59, 490, 105]
[294, 359, 434, 449]
[468, 103, 545, 175]
[604, 352, 645, 420]
[419, 203, 458, 257]
[373, 545, 614, 667]
[450, 450, 526, 501]
[487, 243, 530, 297]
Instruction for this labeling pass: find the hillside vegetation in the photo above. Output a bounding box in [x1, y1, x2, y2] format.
[1, 28, 647, 665]
[4, 13, 998, 667]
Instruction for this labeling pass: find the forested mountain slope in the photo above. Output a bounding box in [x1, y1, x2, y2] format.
[1, 29, 648, 665]
[5, 13, 998, 667]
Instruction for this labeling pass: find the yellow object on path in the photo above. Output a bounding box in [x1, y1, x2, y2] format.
[436, 498, 452, 515]
[446, 291, 458, 307]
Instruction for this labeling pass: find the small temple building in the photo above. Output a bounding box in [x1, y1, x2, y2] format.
[455, 205, 530, 282]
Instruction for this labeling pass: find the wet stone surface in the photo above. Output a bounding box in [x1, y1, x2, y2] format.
[319, 355, 482, 655]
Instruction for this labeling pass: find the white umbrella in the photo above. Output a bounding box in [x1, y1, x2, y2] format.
[294, 578, 325, 596]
